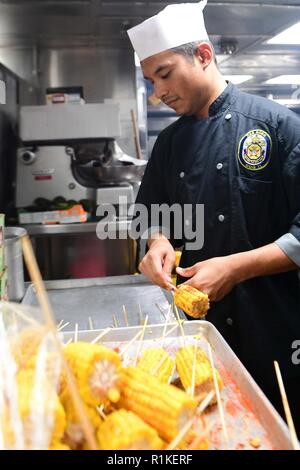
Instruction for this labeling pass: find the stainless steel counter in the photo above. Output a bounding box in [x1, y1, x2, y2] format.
[22, 274, 178, 330]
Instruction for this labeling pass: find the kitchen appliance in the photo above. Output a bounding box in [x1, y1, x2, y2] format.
[16, 103, 146, 217]
[15, 103, 146, 280]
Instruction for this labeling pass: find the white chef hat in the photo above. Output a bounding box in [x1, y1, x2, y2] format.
[127, 1, 209, 62]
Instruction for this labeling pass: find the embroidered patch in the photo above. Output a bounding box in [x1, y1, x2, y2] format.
[238, 129, 272, 171]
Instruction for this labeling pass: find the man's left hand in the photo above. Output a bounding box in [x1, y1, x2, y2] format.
[176, 257, 237, 302]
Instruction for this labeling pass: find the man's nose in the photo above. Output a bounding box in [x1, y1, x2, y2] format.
[154, 82, 168, 100]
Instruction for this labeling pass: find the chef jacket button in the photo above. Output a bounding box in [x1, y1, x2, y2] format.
[216, 163, 223, 170]
[225, 113, 232, 121]
[226, 317, 233, 326]
[179, 171, 185, 178]
[218, 214, 225, 222]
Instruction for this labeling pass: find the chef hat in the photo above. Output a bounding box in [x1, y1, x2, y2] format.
[127, 1, 209, 62]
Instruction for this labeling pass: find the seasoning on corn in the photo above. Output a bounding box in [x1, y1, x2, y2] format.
[137, 348, 175, 383]
[118, 366, 197, 442]
[174, 285, 209, 318]
[176, 345, 223, 403]
[97, 409, 164, 450]
[62, 342, 121, 407]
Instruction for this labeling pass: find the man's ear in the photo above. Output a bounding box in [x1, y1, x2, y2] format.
[195, 42, 213, 69]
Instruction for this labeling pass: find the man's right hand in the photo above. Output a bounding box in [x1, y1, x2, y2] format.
[138, 234, 176, 290]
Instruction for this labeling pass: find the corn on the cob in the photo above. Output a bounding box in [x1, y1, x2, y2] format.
[138, 348, 175, 383]
[174, 285, 209, 318]
[97, 409, 164, 450]
[62, 342, 121, 407]
[118, 366, 197, 442]
[59, 388, 102, 450]
[3, 369, 66, 449]
[49, 441, 71, 450]
[11, 327, 46, 369]
[176, 345, 223, 403]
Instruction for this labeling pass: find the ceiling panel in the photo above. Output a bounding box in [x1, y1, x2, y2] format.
[0, 0, 298, 97]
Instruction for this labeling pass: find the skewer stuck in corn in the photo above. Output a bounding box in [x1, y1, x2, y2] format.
[137, 348, 175, 383]
[176, 345, 223, 403]
[174, 285, 209, 318]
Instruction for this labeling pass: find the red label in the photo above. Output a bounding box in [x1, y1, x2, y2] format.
[34, 175, 52, 181]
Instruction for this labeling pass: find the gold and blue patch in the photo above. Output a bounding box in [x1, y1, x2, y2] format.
[237, 129, 272, 171]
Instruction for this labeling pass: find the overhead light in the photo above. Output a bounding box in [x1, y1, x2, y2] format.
[267, 21, 300, 44]
[265, 75, 300, 85]
[224, 75, 253, 85]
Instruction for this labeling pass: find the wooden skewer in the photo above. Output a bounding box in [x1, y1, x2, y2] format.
[161, 304, 172, 348]
[274, 360, 300, 450]
[122, 305, 129, 327]
[166, 390, 215, 450]
[154, 321, 185, 344]
[133, 315, 148, 367]
[57, 321, 70, 332]
[207, 342, 229, 448]
[97, 405, 107, 421]
[189, 341, 198, 397]
[21, 235, 98, 450]
[174, 305, 186, 347]
[168, 364, 176, 384]
[90, 327, 111, 345]
[112, 314, 119, 329]
[74, 323, 78, 343]
[119, 330, 143, 358]
[189, 421, 215, 450]
[10, 304, 38, 326]
[63, 338, 73, 346]
[151, 351, 170, 376]
[138, 303, 144, 325]
[57, 319, 64, 329]
[88, 317, 94, 330]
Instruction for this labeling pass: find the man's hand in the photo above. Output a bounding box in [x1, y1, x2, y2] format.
[176, 257, 237, 302]
[176, 243, 297, 302]
[139, 235, 176, 290]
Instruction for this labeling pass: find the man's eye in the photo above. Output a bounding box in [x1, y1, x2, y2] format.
[161, 72, 170, 79]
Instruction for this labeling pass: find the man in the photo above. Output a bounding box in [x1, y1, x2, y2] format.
[127, 1, 300, 432]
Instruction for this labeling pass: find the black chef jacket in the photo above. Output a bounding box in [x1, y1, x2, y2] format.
[136, 82, 300, 394]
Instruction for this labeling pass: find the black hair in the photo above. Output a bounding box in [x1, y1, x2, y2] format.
[171, 41, 218, 66]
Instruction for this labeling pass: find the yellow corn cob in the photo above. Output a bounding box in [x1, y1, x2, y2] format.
[118, 366, 197, 442]
[60, 388, 102, 450]
[11, 326, 47, 369]
[62, 342, 121, 407]
[176, 345, 223, 403]
[138, 348, 175, 383]
[49, 441, 71, 450]
[3, 369, 66, 449]
[174, 285, 209, 318]
[97, 409, 164, 450]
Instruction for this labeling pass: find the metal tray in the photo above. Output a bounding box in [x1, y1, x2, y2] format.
[62, 320, 295, 450]
[22, 275, 177, 330]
